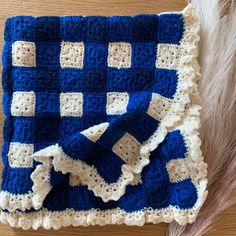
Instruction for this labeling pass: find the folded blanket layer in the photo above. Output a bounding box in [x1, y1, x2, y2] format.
[0, 4, 207, 229]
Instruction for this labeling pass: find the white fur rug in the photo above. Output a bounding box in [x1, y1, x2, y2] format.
[168, 0, 236, 235]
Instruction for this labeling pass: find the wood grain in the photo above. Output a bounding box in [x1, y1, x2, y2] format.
[0, 0, 235, 235]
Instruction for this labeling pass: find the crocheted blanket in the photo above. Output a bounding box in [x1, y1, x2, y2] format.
[0, 4, 207, 229]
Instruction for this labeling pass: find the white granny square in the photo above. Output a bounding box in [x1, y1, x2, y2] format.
[166, 158, 190, 183]
[106, 92, 129, 115]
[156, 43, 181, 70]
[112, 132, 141, 164]
[11, 91, 36, 117]
[60, 92, 83, 117]
[108, 42, 132, 68]
[8, 142, 34, 168]
[60, 42, 84, 68]
[12, 41, 36, 67]
[81, 122, 109, 143]
[146, 93, 172, 121]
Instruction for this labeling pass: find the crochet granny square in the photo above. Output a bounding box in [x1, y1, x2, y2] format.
[0, 4, 207, 230]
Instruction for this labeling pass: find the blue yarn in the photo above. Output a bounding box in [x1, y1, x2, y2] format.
[2, 92, 12, 116]
[152, 130, 188, 162]
[2, 43, 12, 69]
[60, 132, 94, 161]
[154, 69, 179, 98]
[3, 118, 12, 142]
[12, 16, 36, 42]
[129, 69, 155, 92]
[109, 16, 133, 42]
[84, 16, 108, 43]
[36, 42, 60, 67]
[84, 43, 108, 67]
[82, 114, 107, 129]
[170, 179, 198, 209]
[35, 16, 61, 42]
[61, 16, 85, 42]
[34, 117, 60, 142]
[1, 167, 34, 194]
[37, 67, 59, 91]
[83, 68, 107, 92]
[12, 117, 35, 143]
[12, 67, 36, 91]
[133, 14, 158, 42]
[60, 68, 83, 92]
[119, 185, 147, 212]
[1, 143, 10, 166]
[3, 18, 12, 42]
[127, 91, 152, 111]
[35, 92, 60, 117]
[158, 13, 184, 44]
[1, 12, 199, 218]
[125, 112, 159, 142]
[88, 150, 125, 184]
[59, 117, 83, 138]
[2, 69, 12, 92]
[107, 69, 131, 91]
[132, 43, 156, 68]
[67, 186, 97, 211]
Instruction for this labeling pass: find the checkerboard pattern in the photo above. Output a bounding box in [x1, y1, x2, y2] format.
[1, 13, 200, 213]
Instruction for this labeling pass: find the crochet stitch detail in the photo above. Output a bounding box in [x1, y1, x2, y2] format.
[0, 4, 208, 229]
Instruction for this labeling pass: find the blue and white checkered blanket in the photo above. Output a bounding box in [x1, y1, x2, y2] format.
[0, 4, 207, 229]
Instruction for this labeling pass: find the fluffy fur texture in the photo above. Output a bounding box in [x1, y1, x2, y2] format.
[167, 0, 236, 235]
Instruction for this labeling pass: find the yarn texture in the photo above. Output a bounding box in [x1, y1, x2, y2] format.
[0, 4, 207, 230]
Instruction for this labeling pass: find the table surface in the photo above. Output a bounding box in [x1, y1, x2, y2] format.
[0, 0, 235, 235]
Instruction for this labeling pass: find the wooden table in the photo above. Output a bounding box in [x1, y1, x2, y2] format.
[0, 0, 235, 235]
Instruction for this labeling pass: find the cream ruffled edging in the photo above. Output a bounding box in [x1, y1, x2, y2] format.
[0, 3, 208, 229]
